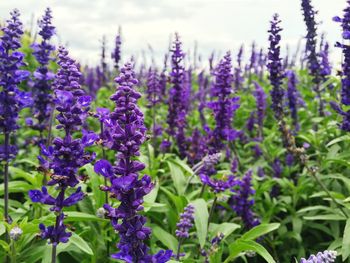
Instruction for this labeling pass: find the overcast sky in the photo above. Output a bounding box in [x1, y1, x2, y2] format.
[0, 0, 347, 68]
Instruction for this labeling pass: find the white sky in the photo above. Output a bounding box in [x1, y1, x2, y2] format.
[0, 0, 346, 68]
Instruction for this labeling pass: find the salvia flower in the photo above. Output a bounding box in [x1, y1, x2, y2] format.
[175, 204, 195, 239]
[332, 1, 350, 131]
[208, 51, 240, 151]
[234, 45, 244, 90]
[9, 226, 22, 241]
[30, 8, 56, 136]
[230, 170, 260, 229]
[286, 70, 304, 132]
[253, 81, 267, 138]
[301, 0, 324, 115]
[0, 9, 31, 162]
[200, 174, 237, 194]
[29, 47, 95, 247]
[112, 27, 122, 70]
[300, 250, 337, 263]
[94, 62, 171, 262]
[267, 13, 284, 121]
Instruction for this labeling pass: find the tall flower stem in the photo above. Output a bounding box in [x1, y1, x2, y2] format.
[207, 196, 218, 231]
[4, 132, 10, 226]
[176, 239, 183, 260]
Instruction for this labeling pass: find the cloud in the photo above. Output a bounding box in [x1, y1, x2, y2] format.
[0, 0, 346, 67]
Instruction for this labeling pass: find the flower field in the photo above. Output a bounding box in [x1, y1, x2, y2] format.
[1, 1, 350, 262]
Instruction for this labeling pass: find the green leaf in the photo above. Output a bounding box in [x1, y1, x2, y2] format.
[0, 181, 32, 195]
[326, 135, 350, 147]
[225, 240, 276, 263]
[241, 223, 280, 241]
[167, 161, 187, 195]
[152, 225, 178, 251]
[342, 219, 350, 260]
[192, 199, 209, 248]
[303, 214, 346, 221]
[209, 222, 240, 240]
[70, 232, 93, 255]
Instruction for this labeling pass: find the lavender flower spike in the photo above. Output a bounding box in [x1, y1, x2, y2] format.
[94, 62, 172, 262]
[29, 47, 95, 260]
[267, 13, 284, 121]
[332, 1, 350, 131]
[300, 250, 337, 263]
[30, 8, 56, 138]
[208, 51, 240, 151]
[230, 170, 260, 230]
[175, 204, 195, 259]
[0, 9, 31, 225]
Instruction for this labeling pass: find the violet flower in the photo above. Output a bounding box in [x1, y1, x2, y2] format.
[230, 170, 260, 230]
[29, 47, 95, 256]
[208, 51, 240, 152]
[253, 81, 267, 139]
[332, 2, 350, 131]
[301, 0, 324, 115]
[0, 9, 31, 224]
[30, 8, 56, 137]
[94, 62, 172, 262]
[111, 27, 121, 70]
[175, 204, 195, 260]
[286, 70, 303, 132]
[267, 13, 284, 122]
[166, 33, 188, 157]
[234, 45, 244, 90]
[300, 250, 337, 263]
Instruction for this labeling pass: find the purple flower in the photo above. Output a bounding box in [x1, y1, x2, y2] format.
[253, 82, 267, 138]
[267, 13, 284, 121]
[0, 9, 30, 162]
[332, 1, 350, 131]
[286, 70, 303, 132]
[229, 170, 260, 230]
[29, 47, 95, 246]
[94, 62, 171, 262]
[207, 52, 240, 151]
[175, 204, 195, 239]
[200, 174, 237, 194]
[300, 250, 337, 263]
[301, 0, 324, 115]
[166, 33, 188, 157]
[234, 45, 244, 90]
[30, 8, 56, 136]
[111, 27, 122, 70]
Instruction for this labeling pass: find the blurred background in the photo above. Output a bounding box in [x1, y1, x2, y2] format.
[0, 0, 345, 66]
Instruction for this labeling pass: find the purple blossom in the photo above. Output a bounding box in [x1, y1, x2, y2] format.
[175, 204, 195, 239]
[0, 9, 31, 162]
[332, 1, 350, 131]
[207, 51, 240, 151]
[253, 82, 267, 139]
[111, 27, 122, 70]
[30, 8, 56, 135]
[230, 170, 260, 230]
[267, 13, 284, 121]
[301, 0, 324, 115]
[234, 45, 244, 90]
[29, 47, 95, 246]
[300, 250, 337, 263]
[94, 62, 171, 262]
[200, 174, 237, 194]
[286, 70, 303, 132]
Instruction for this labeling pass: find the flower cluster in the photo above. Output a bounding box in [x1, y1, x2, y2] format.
[253, 81, 267, 139]
[146, 67, 161, 107]
[286, 70, 304, 132]
[112, 28, 122, 70]
[166, 33, 189, 157]
[175, 204, 195, 239]
[267, 13, 284, 121]
[230, 170, 260, 229]
[332, 1, 350, 131]
[0, 9, 31, 162]
[300, 250, 337, 263]
[29, 47, 95, 246]
[200, 174, 237, 194]
[30, 8, 56, 136]
[94, 62, 172, 262]
[208, 51, 240, 151]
